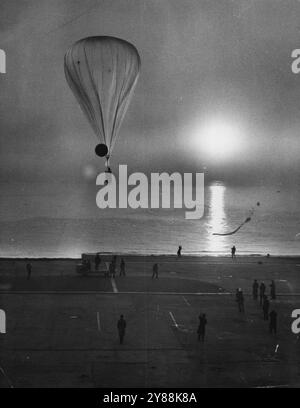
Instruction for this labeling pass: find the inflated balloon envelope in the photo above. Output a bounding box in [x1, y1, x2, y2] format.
[64, 36, 141, 169]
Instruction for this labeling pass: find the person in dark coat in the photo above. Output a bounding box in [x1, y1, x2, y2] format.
[26, 263, 32, 280]
[259, 282, 266, 306]
[263, 295, 270, 320]
[252, 279, 259, 300]
[95, 254, 101, 271]
[82, 259, 91, 275]
[152, 263, 159, 279]
[117, 315, 126, 344]
[270, 280, 276, 300]
[109, 262, 115, 278]
[231, 245, 236, 259]
[120, 258, 126, 276]
[236, 288, 245, 313]
[112, 255, 117, 266]
[177, 245, 182, 258]
[197, 313, 207, 342]
[269, 310, 277, 334]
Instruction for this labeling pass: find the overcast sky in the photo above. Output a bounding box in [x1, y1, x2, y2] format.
[1, 0, 300, 196]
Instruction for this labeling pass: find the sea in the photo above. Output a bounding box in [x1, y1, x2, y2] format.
[0, 182, 299, 258]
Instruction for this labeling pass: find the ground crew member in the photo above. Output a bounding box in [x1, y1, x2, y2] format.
[120, 258, 126, 276]
[95, 254, 101, 271]
[26, 263, 32, 280]
[177, 245, 182, 258]
[236, 288, 245, 313]
[231, 245, 236, 259]
[152, 263, 159, 279]
[117, 315, 126, 345]
[259, 282, 266, 306]
[252, 279, 259, 300]
[263, 295, 270, 320]
[269, 310, 277, 334]
[197, 313, 207, 342]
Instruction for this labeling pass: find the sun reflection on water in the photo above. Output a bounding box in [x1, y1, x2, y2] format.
[207, 182, 228, 254]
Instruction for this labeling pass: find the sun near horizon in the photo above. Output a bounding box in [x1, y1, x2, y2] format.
[194, 119, 244, 160]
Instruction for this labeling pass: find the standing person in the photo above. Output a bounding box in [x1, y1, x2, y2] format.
[231, 245, 236, 259]
[82, 259, 90, 276]
[252, 279, 259, 300]
[26, 263, 32, 280]
[109, 262, 115, 278]
[236, 288, 245, 313]
[95, 254, 101, 271]
[152, 263, 159, 279]
[117, 315, 126, 345]
[104, 263, 109, 278]
[177, 246, 182, 258]
[259, 282, 266, 306]
[269, 310, 277, 334]
[114, 256, 118, 276]
[263, 295, 270, 320]
[197, 313, 207, 342]
[270, 280, 276, 300]
[120, 258, 126, 277]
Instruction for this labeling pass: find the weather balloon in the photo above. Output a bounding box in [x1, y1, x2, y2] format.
[64, 36, 141, 169]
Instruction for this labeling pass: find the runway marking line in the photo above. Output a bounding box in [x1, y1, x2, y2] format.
[169, 311, 179, 329]
[156, 304, 160, 320]
[110, 278, 118, 293]
[0, 366, 14, 388]
[96, 311, 101, 332]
